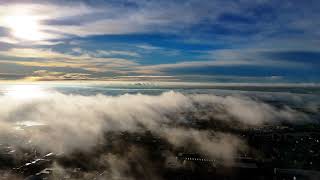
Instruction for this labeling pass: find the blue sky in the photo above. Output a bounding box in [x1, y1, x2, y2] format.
[0, 0, 319, 83]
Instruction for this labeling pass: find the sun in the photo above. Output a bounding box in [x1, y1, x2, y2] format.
[4, 85, 48, 99]
[2, 13, 45, 41]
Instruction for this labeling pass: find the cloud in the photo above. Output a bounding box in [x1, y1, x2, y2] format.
[0, 2, 97, 41]
[0, 48, 138, 73]
[0, 91, 307, 155]
[0, 46, 315, 82]
[136, 44, 163, 50]
[0, 0, 319, 83]
[0, 88, 314, 178]
[31, 0, 221, 37]
[0, 73, 27, 80]
[25, 70, 93, 81]
[113, 75, 180, 81]
[131, 57, 307, 75]
[0, 36, 19, 44]
[0, 48, 76, 59]
[97, 50, 140, 57]
[170, 74, 284, 83]
[1, 0, 317, 40]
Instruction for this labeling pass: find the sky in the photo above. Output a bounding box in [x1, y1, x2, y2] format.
[0, 0, 319, 83]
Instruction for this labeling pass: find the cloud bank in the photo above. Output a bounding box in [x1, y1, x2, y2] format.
[0, 91, 307, 154]
[0, 90, 314, 179]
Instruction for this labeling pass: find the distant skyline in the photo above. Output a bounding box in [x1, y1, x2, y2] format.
[0, 0, 319, 83]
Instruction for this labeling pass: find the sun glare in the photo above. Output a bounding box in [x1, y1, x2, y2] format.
[5, 85, 48, 99]
[3, 13, 45, 41]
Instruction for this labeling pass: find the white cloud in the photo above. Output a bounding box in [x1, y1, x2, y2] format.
[0, 36, 19, 44]
[0, 2, 97, 42]
[132, 58, 307, 74]
[136, 44, 163, 50]
[26, 70, 93, 81]
[97, 50, 140, 57]
[0, 1, 265, 39]
[0, 48, 138, 72]
[0, 0, 318, 45]
[0, 91, 307, 155]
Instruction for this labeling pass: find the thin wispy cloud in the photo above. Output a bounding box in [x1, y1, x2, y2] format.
[0, 48, 138, 73]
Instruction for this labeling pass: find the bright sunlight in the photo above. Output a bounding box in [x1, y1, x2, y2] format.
[2, 13, 45, 41]
[4, 85, 48, 99]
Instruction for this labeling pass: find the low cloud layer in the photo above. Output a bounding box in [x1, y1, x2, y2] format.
[0, 91, 307, 153]
[0, 90, 312, 179]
